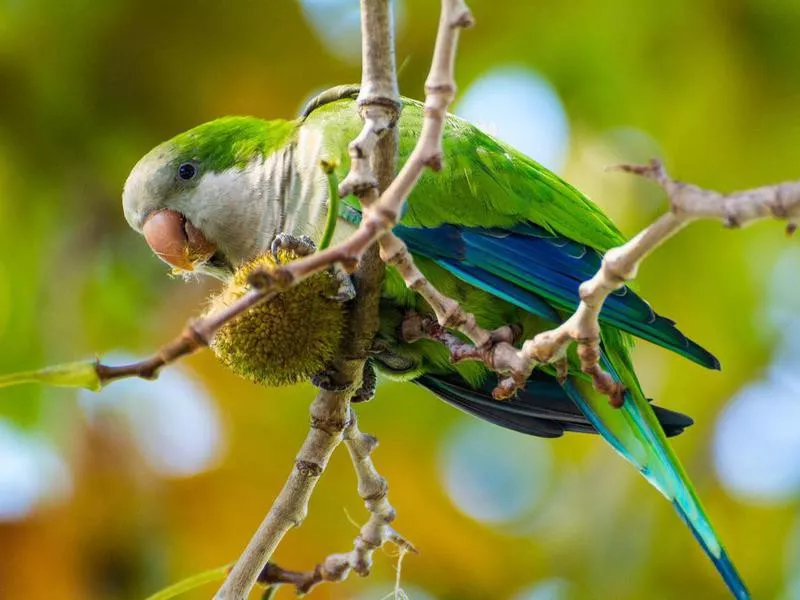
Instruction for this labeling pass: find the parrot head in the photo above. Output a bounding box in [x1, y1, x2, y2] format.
[122, 116, 298, 279]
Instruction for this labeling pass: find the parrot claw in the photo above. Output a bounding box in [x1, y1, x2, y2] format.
[555, 358, 569, 384]
[270, 233, 355, 301]
[311, 362, 377, 401]
[311, 369, 350, 392]
[270, 233, 317, 260]
[327, 266, 357, 302]
[352, 362, 377, 403]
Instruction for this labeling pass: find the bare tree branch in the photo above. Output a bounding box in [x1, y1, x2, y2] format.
[255, 408, 416, 596]
[213, 381, 355, 600]
[500, 160, 800, 404]
[94, 290, 273, 386]
[338, 0, 400, 203]
[6, 0, 792, 595]
[342, 408, 416, 564]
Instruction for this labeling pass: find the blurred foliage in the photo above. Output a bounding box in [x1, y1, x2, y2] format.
[1, 0, 800, 599]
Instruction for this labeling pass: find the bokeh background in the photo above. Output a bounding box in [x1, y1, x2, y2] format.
[1, 0, 799, 598]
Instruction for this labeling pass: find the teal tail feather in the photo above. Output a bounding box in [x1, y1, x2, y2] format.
[673, 503, 749, 600]
[561, 355, 749, 599]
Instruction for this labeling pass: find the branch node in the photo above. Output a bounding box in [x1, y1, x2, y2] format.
[555, 358, 569, 384]
[295, 460, 324, 478]
[339, 176, 379, 199]
[451, 8, 475, 28]
[247, 266, 293, 292]
[492, 375, 521, 400]
[723, 213, 741, 229]
[341, 256, 361, 274]
[310, 415, 349, 435]
[424, 152, 444, 171]
[356, 94, 403, 114]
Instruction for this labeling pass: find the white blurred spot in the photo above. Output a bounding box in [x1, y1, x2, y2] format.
[714, 248, 800, 503]
[79, 354, 225, 478]
[455, 68, 570, 173]
[713, 341, 800, 502]
[439, 419, 552, 524]
[512, 578, 572, 600]
[298, 0, 405, 63]
[0, 419, 71, 521]
[713, 372, 800, 503]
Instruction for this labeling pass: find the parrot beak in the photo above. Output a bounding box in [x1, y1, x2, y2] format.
[142, 209, 217, 271]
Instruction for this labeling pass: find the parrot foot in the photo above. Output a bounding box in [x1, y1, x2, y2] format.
[328, 266, 357, 302]
[311, 368, 351, 392]
[270, 233, 355, 301]
[401, 312, 484, 362]
[270, 233, 317, 259]
[352, 362, 377, 403]
[311, 362, 377, 403]
[555, 358, 569, 384]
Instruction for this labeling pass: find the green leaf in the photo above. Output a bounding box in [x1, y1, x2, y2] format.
[144, 565, 230, 600]
[0, 361, 102, 392]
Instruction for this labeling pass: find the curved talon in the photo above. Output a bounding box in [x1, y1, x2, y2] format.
[311, 369, 350, 392]
[352, 362, 377, 403]
[270, 233, 317, 260]
[327, 266, 357, 302]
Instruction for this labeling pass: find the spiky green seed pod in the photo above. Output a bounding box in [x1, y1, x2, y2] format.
[208, 249, 345, 386]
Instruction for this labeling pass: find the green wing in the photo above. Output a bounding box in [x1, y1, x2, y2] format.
[304, 89, 717, 370]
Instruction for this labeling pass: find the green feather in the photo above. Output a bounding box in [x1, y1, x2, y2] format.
[168, 116, 296, 173]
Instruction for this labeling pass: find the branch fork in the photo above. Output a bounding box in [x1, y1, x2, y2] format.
[256, 408, 415, 596]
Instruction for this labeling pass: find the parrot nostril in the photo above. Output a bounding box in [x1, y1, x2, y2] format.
[142, 209, 216, 271]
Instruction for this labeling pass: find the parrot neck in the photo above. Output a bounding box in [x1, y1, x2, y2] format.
[210, 125, 355, 269]
[267, 125, 356, 247]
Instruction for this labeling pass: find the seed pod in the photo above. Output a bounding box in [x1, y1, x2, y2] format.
[208, 249, 345, 386]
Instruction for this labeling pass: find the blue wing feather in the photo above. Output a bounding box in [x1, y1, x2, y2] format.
[394, 223, 720, 370]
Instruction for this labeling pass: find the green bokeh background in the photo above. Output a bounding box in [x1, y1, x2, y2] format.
[1, 1, 799, 598]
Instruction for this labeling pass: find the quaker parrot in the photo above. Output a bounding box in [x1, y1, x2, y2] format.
[121, 85, 748, 598]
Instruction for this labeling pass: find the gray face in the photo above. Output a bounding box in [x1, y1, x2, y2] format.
[122, 142, 274, 279]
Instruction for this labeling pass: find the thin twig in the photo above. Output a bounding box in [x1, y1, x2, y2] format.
[94, 290, 274, 385]
[511, 160, 800, 404]
[214, 381, 357, 600]
[256, 409, 415, 595]
[342, 408, 417, 560]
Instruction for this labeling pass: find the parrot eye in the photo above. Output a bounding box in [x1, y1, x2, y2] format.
[178, 163, 197, 181]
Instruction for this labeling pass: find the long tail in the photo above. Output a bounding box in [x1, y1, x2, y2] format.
[562, 354, 749, 600]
